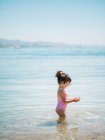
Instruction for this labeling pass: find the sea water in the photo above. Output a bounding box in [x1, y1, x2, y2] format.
[0, 46, 105, 140]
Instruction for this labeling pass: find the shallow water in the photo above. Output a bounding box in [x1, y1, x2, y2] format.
[0, 46, 105, 140]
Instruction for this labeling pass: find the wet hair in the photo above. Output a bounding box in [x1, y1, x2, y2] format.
[55, 70, 71, 84]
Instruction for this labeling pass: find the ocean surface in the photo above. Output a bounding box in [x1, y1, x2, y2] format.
[0, 46, 105, 140]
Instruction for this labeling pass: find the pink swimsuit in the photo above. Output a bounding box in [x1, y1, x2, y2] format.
[56, 93, 68, 111]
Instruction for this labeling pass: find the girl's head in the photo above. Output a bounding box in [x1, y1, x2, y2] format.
[55, 70, 71, 88]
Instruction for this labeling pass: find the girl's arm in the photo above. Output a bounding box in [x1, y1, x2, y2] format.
[59, 90, 80, 103]
[66, 97, 80, 103]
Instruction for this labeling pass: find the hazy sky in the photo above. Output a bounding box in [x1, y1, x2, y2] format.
[0, 0, 105, 45]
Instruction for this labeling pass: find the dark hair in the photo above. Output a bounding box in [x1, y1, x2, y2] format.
[55, 70, 71, 84]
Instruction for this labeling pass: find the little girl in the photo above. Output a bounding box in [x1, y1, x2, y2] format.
[55, 70, 80, 118]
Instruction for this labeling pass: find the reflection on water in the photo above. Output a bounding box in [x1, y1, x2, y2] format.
[0, 114, 105, 140]
[56, 117, 79, 140]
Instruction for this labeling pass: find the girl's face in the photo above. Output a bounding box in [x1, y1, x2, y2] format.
[61, 81, 70, 88]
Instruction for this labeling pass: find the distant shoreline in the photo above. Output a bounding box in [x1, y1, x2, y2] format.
[0, 38, 105, 48]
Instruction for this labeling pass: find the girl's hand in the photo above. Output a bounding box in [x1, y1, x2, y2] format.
[74, 97, 80, 102]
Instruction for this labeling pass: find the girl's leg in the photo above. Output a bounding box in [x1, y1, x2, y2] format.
[56, 109, 66, 124]
[56, 109, 66, 118]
